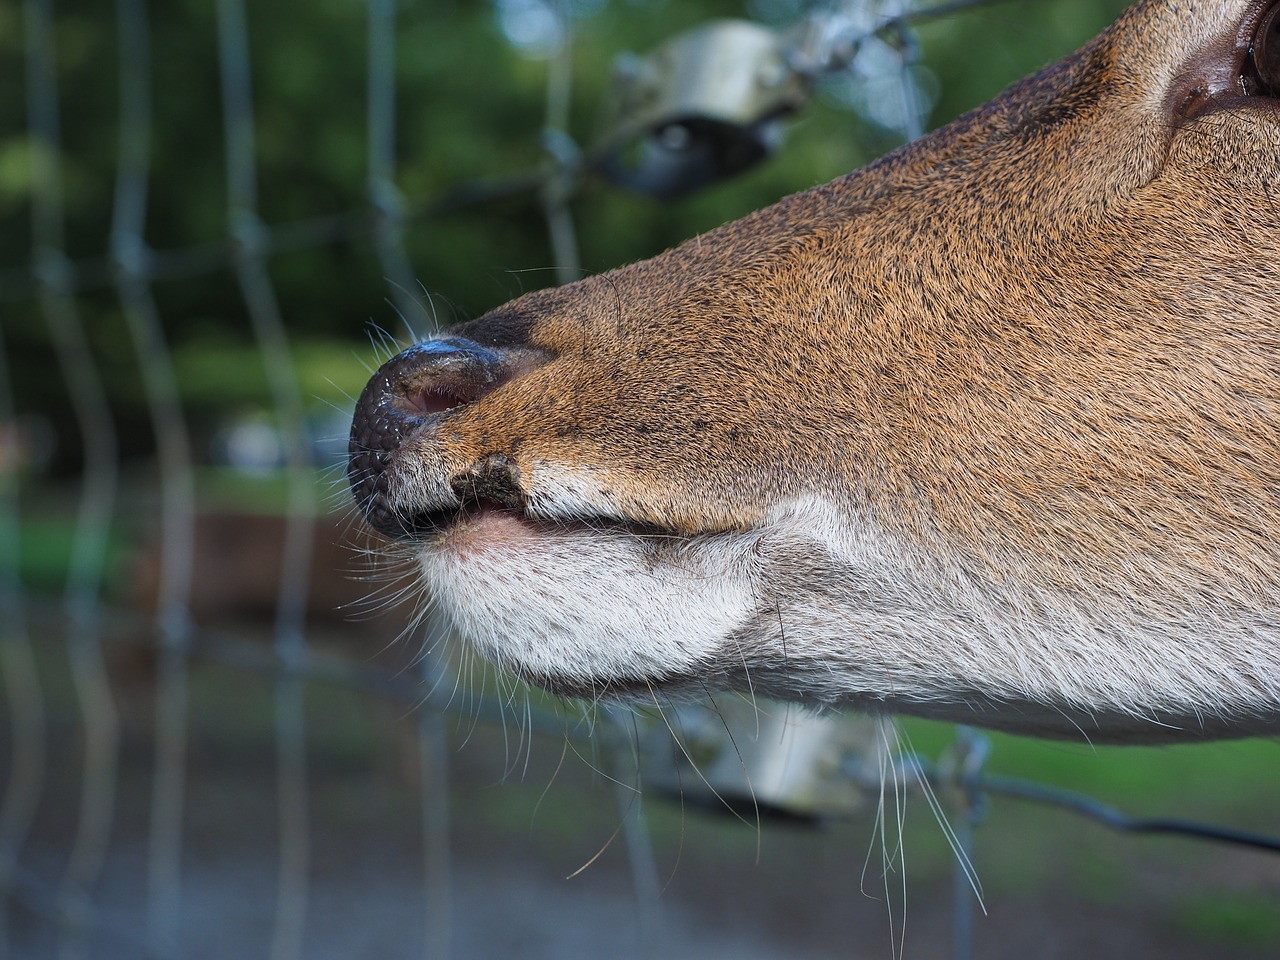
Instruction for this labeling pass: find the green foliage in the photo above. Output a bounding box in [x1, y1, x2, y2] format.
[169, 330, 369, 413]
[921, 0, 1129, 122]
[901, 717, 1280, 817]
[1174, 894, 1280, 948]
[15, 510, 129, 592]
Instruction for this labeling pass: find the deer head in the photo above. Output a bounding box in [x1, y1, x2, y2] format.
[349, 0, 1280, 742]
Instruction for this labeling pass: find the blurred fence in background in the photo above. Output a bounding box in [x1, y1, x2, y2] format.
[3, 1, 1279, 959]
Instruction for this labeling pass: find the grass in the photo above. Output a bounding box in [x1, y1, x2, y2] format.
[14, 511, 129, 594]
[1174, 894, 1280, 948]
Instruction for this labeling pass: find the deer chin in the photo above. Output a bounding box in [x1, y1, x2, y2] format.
[411, 494, 908, 707]
[415, 500, 762, 696]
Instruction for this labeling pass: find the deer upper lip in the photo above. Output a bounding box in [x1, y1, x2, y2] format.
[359, 465, 677, 543]
[351, 452, 526, 540]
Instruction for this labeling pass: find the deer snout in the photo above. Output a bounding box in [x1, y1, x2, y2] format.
[347, 337, 542, 539]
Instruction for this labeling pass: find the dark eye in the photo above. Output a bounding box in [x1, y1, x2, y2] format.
[1248, 3, 1280, 95]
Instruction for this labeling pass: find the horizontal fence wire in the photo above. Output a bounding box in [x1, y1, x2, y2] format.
[5, 1, 1280, 959]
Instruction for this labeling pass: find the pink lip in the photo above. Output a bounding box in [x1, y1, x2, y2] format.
[438, 500, 574, 557]
[440, 499, 640, 548]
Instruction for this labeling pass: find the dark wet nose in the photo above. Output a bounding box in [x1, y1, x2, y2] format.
[348, 337, 517, 537]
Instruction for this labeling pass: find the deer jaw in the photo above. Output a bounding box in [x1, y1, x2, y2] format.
[349, 0, 1280, 742]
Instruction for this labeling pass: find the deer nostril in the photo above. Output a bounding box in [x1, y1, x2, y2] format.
[412, 386, 471, 417]
[392, 339, 505, 409]
[353, 337, 508, 445]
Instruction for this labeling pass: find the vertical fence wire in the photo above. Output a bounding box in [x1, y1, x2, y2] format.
[214, 2, 317, 958]
[607, 709, 664, 959]
[540, 8, 581, 287]
[0, 329, 47, 960]
[415, 627, 453, 960]
[889, 2, 927, 141]
[948, 727, 988, 960]
[366, 4, 454, 956]
[368, 3, 453, 957]
[23, 1, 123, 957]
[110, 0, 197, 955]
[367, 0, 426, 337]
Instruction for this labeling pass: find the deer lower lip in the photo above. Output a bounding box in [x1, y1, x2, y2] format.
[394, 497, 596, 542]
[438, 501, 675, 546]
[387, 496, 518, 538]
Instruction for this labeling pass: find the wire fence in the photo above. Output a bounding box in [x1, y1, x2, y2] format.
[4, 1, 1280, 958]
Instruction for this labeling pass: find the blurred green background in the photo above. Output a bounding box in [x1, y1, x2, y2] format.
[4, 0, 1279, 956]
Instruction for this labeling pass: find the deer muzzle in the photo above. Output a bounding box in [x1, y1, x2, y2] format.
[348, 337, 540, 538]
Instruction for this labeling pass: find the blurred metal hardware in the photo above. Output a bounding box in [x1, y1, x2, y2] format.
[595, 3, 929, 197]
[597, 20, 814, 197]
[642, 698, 884, 821]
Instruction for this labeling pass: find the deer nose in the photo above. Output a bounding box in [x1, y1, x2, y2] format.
[347, 337, 528, 537]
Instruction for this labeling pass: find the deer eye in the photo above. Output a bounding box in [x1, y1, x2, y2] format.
[1248, 2, 1280, 95]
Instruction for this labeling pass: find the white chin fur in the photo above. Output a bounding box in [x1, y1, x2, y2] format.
[418, 514, 756, 686]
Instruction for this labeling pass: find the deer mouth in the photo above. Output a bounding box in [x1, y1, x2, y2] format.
[348, 358, 683, 545]
[405, 497, 680, 555]
[384, 496, 517, 539]
[349, 442, 671, 548]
